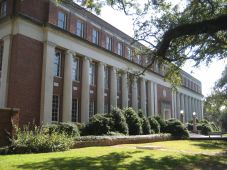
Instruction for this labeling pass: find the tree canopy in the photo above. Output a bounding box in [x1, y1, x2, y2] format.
[59, 0, 227, 85]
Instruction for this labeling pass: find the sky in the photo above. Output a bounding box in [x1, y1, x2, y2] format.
[99, 6, 226, 97]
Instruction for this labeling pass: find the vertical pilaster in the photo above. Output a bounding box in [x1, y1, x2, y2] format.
[132, 78, 138, 111]
[110, 67, 117, 108]
[81, 57, 90, 123]
[154, 82, 158, 114]
[147, 80, 153, 117]
[0, 35, 11, 107]
[140, 78, 146, 115]
[62, 50, 73, 122]
[176, 92, 181, 119]
[97, 62, 105, 113]
[122, 72, 128, 108]
[40, 41, 55, 124]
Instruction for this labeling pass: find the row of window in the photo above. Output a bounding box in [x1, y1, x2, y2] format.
[0, 0, 6, 17]
[56, 11, 134, 59]
[52, 95, 95, 122]
[182, 76, 201, 93]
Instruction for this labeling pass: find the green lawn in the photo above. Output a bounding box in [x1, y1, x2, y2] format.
[0, 140, 227, 170]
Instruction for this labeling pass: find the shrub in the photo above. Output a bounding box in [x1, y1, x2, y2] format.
[43, 122, 80, 137]
[154, 116, 167, 132]
[109, 108, 128, 135]
[138, 110, 151, 135]
[186, 123, 193, 132]
[200, 119, 209, 124]
[148, 117, 160, 134]
[210, 122, 219, 132]
[165, 119, 189, 139]
[198, 123, 213, 135]
[123, 108, 142, 135]
[7, 125, 74, 154]
[83, 114, 111, 135]
[220, 111, 227, 131]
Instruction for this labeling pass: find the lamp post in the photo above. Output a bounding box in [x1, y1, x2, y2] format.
[180, 110, 184, 123]
[192, 112, 197, 133]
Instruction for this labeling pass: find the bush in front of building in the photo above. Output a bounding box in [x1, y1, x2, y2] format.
[138, 110, 152, 135]
[43, 122, 80, 137]
[197, 123, 213, 135]
[148, 117, 160, 134]
[82, 114, 111, 136]
[154, 116, 167, 132]
[123, 108, 142, 135]
[220, 111, 227, 131]
[7, 125, 74, 154]
[164, 119, 189, 139]
[108, 107, 129, 135]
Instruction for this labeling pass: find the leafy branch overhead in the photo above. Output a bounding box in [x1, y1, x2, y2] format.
[59, 0, 227, 86]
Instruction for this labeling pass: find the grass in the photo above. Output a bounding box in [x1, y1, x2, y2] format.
[0, 140, 227, 170]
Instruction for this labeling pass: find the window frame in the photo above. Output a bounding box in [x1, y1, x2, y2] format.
[53, 50, 62, 77]
[117, 42, 123, 56]
[72, 57, 80, 81]
[52, 95, 60, 122]
[76, 20, 84, 38]
[104, 66, 109, 89]
[57, 11, 67, 29]
[127, 47, 132, 60]
[92, 28, 99, 44]
[105, 35, 112, 51]
[89, 62, 96, 85]
[72, 98, 79, 122]
[0, 0, 7, 17]
[0, 44, 3, 73]
[89, 100, 95, 118]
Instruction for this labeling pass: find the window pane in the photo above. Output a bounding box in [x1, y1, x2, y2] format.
[117, 42, 123, 56]
[89, 63, 95, 85]
[58, 12, 66, 29]
[76, 20, 84, 37]
[89, 100, 95, 117]
[52, 95, 59, 122]
[0, 45, 3, 72]
[104, 66, 109, 89]
[106, 36, 112, 50]
[0, 1, 7, 17]
[92, 29, 98, 44]
[72, 99, 78, 122]
[72, 57, 79, 81]
[117, 76, 121, 93]
[53, 51, 61, 77]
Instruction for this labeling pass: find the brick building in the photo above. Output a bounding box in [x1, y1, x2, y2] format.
[0, 0, 203, 126]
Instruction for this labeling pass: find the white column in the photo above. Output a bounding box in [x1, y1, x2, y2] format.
[110, 67, 117, 108]
[81, 57, 90, 123]
[132, 78, 138, 111]
[97, 62, 105, 113]
[201, 100, 204, 119]
[154, 82, 158, 114]
[0, 35, 11, 107]
[176, 92, 181, 119]
[62, 50, 73, 122]
[188, 96, 192, 121]
[40, 41, 55, 124]
[171, 91, 176, 118]
[185, 95, 189, 122]
[122, 72, 128, 108]
[140, 78, 146, 115]
[147, 80, 153, 117]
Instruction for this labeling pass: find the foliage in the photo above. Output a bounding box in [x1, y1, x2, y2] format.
[153, 116, 167, 133]
[123, 108, 142, 135]
[138, 110, 152, 135]
[197, 123, 213, 135]
[83, 114, 111, 136]
[43, 122, 80, 137]
[108, 107, 129, 135]
[148, 117, 160, 134]
[164, 119, 189, 139]
[7, 125, 74, 154]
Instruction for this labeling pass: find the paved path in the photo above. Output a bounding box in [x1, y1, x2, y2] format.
[189, 133, 227, 140]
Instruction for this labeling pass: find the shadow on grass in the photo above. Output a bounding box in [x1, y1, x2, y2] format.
[17, 151, 227, 170]
[192, 140, 227, 150]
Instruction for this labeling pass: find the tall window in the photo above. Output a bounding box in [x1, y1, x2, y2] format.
[117, 76, 122, 93]
[52, 95, 59, 122]
[105, 36, 112, 50]
[117, 42, 123, 56]
[89, 100, 95, 117]
[53, 50, 61, 77]
[104, 66, 109, 89]
[104, 103, 109, 113]
[0, 0, 6, 17]
[57, 11, 66, 29]
[92, 28, 99, 44]
[0, 45, 3, 76]
[72, 99, 78, 122]
[72, 57, 80, 81]
[76, 20, 84, 37]
[89, 63, 95, 85]
[127, 47, 132, 60]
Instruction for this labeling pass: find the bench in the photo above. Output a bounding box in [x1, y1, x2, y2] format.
[208, 132, 227, 138]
